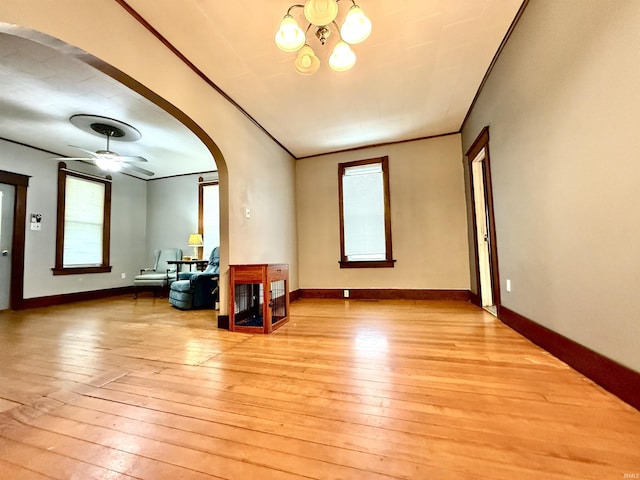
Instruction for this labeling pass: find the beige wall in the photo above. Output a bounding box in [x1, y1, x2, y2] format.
[1, 1, 299, 313]
[296, 135, 470, 290]
[462, 0, 640, 372]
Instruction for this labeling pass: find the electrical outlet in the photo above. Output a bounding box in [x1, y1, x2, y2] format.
[121, 273, 126, 279]
[343, 289, 350, 298]
[30, 223, 41, 231]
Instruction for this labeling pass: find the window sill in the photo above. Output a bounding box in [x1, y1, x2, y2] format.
[339, 260, 396, 269]
[52, 266, 112, 276]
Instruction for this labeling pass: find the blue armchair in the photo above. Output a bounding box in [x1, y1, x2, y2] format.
[133, 248, 182, 298]
[169, 247, 219, 310]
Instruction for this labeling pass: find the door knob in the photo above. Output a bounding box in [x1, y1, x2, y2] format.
[1, 250, 8, 257]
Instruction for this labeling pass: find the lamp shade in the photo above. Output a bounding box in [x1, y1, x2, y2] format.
[187, 233, 204, 246]
[329, 41, 356, 71]
[303, 0, 339, 26]
[187, 233, 204, 259]
[275, 15, 305, 52]
[340, 5, 372, 44]
[294, 44, 321, 75]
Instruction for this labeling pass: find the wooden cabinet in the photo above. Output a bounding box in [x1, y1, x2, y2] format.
[229, 264, 289, 334]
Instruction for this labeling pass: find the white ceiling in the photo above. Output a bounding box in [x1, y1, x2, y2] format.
[0, 32, 215, 179]
[0, 0, 524, 177]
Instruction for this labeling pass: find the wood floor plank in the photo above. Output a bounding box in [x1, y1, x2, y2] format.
[26, 414, 316, 480]
[0, 457, 57, 480]
[73, 383, 640, 478]
[111, 361, 640, 440]
[0, 435, 141, 480]
[93, 371, 639, 478]
[0, 296, 638, 479]
[45, 402, 422, 480]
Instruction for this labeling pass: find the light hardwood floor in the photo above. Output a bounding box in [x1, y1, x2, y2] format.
[0, 297, 638, 479]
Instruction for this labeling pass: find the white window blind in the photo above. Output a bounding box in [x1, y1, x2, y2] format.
[342, 162, 386, 261]
[203, 183, 220, 256]
[63, 176, 104, 266]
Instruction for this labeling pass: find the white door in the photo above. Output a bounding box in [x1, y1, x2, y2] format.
[0, 184, 15, 310]
[471, 150, 494, 310]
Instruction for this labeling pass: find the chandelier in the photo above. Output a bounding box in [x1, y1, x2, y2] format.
[275, 0, 372, 75]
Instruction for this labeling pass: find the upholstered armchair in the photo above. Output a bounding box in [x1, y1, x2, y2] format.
[169, 247, 219, 310]
[133, 248, 182, 298]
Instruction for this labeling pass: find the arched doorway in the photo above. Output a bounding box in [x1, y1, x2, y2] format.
[0, 25, 229, 312]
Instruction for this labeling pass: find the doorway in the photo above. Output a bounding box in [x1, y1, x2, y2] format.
[199, 177, 220, 259]
[0, 171, 29, 311]
[0, 184, 15, 310]
[466, 127, 500, 315]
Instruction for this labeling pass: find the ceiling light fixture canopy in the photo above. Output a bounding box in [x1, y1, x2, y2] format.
[275, 0, 371, 74]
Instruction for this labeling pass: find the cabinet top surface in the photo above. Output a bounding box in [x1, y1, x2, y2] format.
[229, 264, 288, 268]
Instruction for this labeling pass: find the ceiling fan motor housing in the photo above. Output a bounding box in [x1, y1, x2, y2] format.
[90, 123, 126, 138]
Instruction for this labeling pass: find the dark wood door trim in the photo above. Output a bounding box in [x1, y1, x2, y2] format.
[0, 170, 30, 310]
[465, 127, 501, 308]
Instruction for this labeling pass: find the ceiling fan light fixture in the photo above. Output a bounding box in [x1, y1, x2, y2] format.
[95, 156, 123, 172]
[275, 14, 306, 52]
[329, 40, 356, 71]
[57, 114, 154, 177]
[340, 4, 372, 44]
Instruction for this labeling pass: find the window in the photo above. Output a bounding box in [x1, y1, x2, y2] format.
[53, 162, 112, 275]
[338, 156, 394, 268]
[198, 176, 220, 257]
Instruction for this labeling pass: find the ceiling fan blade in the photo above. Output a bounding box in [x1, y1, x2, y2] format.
[56, 141, 151, 175]
[68, 145, 98, 157]
[116, 155, 148, 163]
[122, 163, 155, 177]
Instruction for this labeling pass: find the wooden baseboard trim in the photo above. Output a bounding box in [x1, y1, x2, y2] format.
[18, 286, 136, 310]
[217, 315, 229, 329]
[298, 289, 470, 301]
[289, 289, 301, 302]
[499, 306, 640, 411]
[468, 290, 481, 307]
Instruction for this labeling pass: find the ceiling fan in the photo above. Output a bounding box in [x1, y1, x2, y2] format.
[55, 115, 154, 177]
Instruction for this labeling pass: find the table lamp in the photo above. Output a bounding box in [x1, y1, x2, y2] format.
[187, 233, 204, 259]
